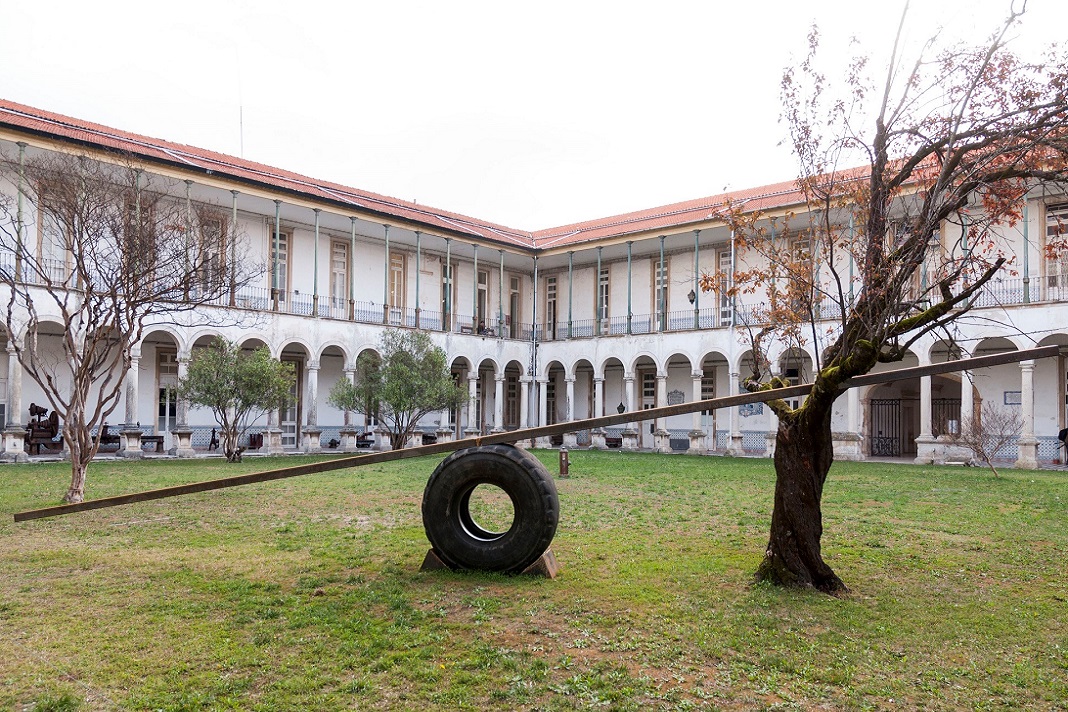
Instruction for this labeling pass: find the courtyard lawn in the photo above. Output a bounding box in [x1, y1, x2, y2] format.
[1, 451, 1066, 711]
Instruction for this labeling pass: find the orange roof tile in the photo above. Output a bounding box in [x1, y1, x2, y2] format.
[1, 98, 833, 251]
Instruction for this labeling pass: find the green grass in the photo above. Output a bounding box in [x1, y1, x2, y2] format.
[1, 452, 1066, 711]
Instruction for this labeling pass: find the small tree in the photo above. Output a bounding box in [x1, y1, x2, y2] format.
[356, 330, 467, 450]
[178, 338, 294, 462]
[954, 402, 1023, 478]
[0, 150, 257, 502]
[326, 350, 382, 428]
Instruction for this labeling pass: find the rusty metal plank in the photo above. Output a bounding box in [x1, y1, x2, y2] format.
[12, 344, 1058, 522]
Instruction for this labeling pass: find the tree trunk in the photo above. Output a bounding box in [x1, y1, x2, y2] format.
[754, 400, 848, 594]
[65, 450, 88, 504]
[224, 425, 242, 463]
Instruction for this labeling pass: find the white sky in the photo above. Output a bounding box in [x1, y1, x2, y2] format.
[4, 0, 1063, 230]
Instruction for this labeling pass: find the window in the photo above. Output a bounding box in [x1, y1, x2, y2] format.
[545, 276, 557, 340]
[271, 230, 290, 300]
[652, 258, 668, 328]
[718, 249, 733, 326]
[505, 373, 519, 427]
[197, 215, 225, 294]
[157, 351, 178, 436]
[701, 373, 715, 415]
[509, 275, 521, 339]
[442, 262, 456, 329]
[477, 270, 489, 328]
[598, 268, 609, 322]
[330, 240, 348, 309]
[389, 251, 405, 323]
[123, 195, 157, 280]
[545, 378, 556, 425]
[1046, 204, 1068, 287]
[36, 193, 71, 282]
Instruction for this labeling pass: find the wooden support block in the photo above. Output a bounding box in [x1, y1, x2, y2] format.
[419, 547, 559, 578]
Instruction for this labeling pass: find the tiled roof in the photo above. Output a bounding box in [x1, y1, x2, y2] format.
[0, 98, 823, 250]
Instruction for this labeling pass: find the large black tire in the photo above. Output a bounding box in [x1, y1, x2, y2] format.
[422, 444, 559, 573]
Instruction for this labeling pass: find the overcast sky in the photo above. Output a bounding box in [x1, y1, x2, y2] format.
[4, 1, 1062, 230]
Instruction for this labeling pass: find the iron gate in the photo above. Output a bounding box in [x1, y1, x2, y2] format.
[870, 399, 902, 456]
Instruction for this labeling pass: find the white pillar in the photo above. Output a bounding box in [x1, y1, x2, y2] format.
[590, 376, 606, 449]
[170, 353, 196, 457]
[519, 376, 531, 430]
[535, 377, 550, 447]
[119, 352, 144, 459]
[338, 367, 359, 451]
[465, 373, 480, 436]
[960, 370, 974, 428]
[492, 374, 505, 433]
[303, 361, 322, 453]
[563, 376, 577, 447]
[2, 341, 27, 462]
[915, 374, 936, 464]
[1015, 360, 1039, 469]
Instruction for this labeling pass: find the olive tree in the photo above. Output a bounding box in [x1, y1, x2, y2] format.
[178, 338, 294, 462]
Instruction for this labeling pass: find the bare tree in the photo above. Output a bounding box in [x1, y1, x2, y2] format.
[705, 5, 1068, 592]
[0, 149, 258, 502]
[954, 402, 1023, 478]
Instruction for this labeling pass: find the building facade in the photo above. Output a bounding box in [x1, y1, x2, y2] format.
[1, 99, 1066, 465]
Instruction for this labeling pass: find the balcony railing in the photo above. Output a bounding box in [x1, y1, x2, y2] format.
[5, 250, 1068, 342]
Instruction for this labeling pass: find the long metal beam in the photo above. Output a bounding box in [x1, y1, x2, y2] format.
[13, 344, 1058, 522]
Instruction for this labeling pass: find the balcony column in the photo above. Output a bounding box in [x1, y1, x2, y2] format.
[590, 376, 606, 449]
[415, 231, 422, 328]
[654, 372, 670, 452]
[915, 374, 937, 464]
[626, 241, 633, 335]
[472, 243, 479, 328]
[464, 373, 480, 438]
[339, 366, 359, 452]
[693, 229, 701, 329]
[382, 224, 391, 323]
[312, 209, 321, 317]
[119, 350, 144, 459]
[563, 376, 577, 448]
[688, 371, 706, 454]
[170, 353, 196, 458]
[2, 340, 28, 462]
[535, 377, 551, 448]
[595, 247, 603, 335]
[443, 238, 453, 331]
[347, 218, 358, 320]
[498, 249, 505, 336]
[302, 360, 322, 453]
[272, 199, 282, 311]
[658, 235, 667, 331]
[1015, 360, 1039, 469]
[229, 190, 239, 306]
[622, 373, 639, 450]
[567, 251, 574, 339]
[492, 373, 505, 434]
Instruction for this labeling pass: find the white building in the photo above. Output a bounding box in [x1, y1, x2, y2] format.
[1, 99, 1066, 465]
